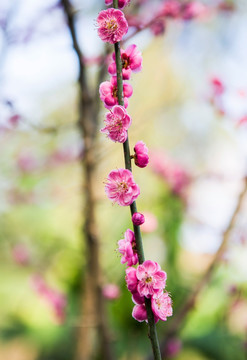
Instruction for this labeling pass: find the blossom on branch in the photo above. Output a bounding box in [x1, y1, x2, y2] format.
[97, 8, 128, 44]
[125, 261, 172, 323]
[108, 44, 143, 80]
[105, 168, 140, 206]
[134, 141, 149, 168]
[125, 266, 138, 293]
[136, 260, 167, 298]
[118, 229, 138, 266]
[99, 76, 133, 109]
[105, 0, 131, 9]
[151, 292, 173, 321]
[132, 212, 145, 226]
[132, 304, 148, 322]
[101, 105, 131, 143]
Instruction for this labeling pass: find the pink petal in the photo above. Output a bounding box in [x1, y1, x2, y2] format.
[132, 304, 147, 322]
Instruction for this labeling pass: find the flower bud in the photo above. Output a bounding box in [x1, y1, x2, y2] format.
[132, 212, 145, 226]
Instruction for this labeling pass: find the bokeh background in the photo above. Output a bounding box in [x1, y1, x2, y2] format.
[1, 0, 247, 359]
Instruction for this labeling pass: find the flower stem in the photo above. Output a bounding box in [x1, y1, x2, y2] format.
[113, 1, 162, 359]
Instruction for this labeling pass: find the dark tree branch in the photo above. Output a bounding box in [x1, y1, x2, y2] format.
[60, 1, 113, 359]
[146, 176, 247, 360]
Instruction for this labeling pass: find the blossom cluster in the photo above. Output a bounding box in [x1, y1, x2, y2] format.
[96, 5, 149, 206]
[118, 230, 172, 322]
[97, 1, 172, 324]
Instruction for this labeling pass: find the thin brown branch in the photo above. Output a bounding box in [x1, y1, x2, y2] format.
[168, 176, 247, 336]
[146, 176, 247, 360]
[60, 1, 114, 359]
[123, 15, 161, 43]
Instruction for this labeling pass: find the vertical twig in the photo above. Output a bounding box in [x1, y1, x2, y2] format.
[113, 1, 163, 359]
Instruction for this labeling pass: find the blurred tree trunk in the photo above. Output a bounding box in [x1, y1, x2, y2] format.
[60, 1, 113, 359]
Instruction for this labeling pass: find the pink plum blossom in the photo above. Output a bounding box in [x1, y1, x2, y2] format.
[108, 44, 143, 80]
[136, 260, 167, 298]
[125, 266, 138, 293]
[99, 76, 133, 109]
[134, 141, 149, 168]
[151, 292, 173, 321]
[118, 229, 138, 266]
[132, 302, 159, 323]
[101, 105, 131, 143]
[141, 211, 158, 233]
[105, 168, 140, 206]
[105, 0, 131, 9]
[132, 291, 145, 305]
[132, 212, 145, 226]
[132, 304, 148, 322]
[97, 8, 128, 44]
[102, 284, 120, 300]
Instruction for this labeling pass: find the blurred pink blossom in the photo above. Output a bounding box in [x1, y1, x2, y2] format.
[17, 152, 39, 173]
[48, 147, 80, 166]
[218, 1, 235, 12]
[102, 284, 120, 300]
[237, 115, 247, 127]
[141, 212, 158, 233]
[181, 1, 208, 20]
[165, 338, 182, 357]
[160, 0, 181, 18]
[31, 275, 67, 324]
[150, 151, 190, 195]
[211, 76, 225, 96]
[125, 14, 143, 28]
[12, 244, 30, 266]
[150, 19, 166, 36]
[8, 114, 20, 127]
